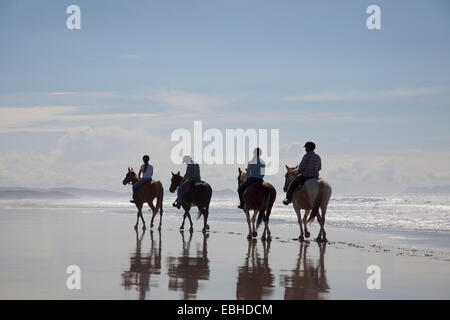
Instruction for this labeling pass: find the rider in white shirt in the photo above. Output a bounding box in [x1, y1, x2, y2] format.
[130, 155, 153, 203]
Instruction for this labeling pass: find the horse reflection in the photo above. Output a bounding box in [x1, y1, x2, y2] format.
[121, 229, 162, 300]
[166, 232, 210, 299]
[280, 242, 329, 299]
[236, 240, 274, 299]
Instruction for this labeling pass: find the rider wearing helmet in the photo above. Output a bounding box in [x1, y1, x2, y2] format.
[130, 155, 153, 203]
[237, 148, 265, 209]
[173, 155, 201, 209]
[283, 142, 321, 205]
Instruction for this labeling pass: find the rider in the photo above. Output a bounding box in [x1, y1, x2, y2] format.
[173, 155, 201, 209]
[283, 141, 321, 205]
[237, 148, 265, 209]
[130, 155, 153, 203]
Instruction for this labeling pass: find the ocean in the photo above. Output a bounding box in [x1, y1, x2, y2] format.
[1, 193, 449, 233]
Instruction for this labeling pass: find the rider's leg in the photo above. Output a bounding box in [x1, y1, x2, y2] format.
[174, 181, 188, 208]
[283, 175, 307, 205]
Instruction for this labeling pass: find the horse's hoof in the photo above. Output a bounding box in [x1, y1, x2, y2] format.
[142, 225, 146, 231]
[315, 237, 321, 242]
[252, 231, 257, 238]
[247, 234, 252, 240]
[206, 224, 210, 230]
[299, 235, 304, 242]
[305, 231, 310, 238]
[150, 223, 154, 228]
[267, 236, 272, 242]
[322, 237, 328, 243]
[179, 226, 184, 230]
[261, 235, 266, 241]
[202, 228, 207, 234]
[189, 227, 193, 233]
[134, 225, 138, 231]
[157, 226, 161, 231]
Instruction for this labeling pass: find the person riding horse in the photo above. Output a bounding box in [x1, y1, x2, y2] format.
[238, 148, 265, 210]
[173, 155, 201, 209]
[283, 141, 321, 205]
[130, 155, 154, 204]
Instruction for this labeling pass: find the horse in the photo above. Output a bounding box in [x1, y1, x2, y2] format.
[122, 168, 164, 231]
[283, 165, 332, 242]
[237, 168, 276, 241]
[169, 171, 212, 233]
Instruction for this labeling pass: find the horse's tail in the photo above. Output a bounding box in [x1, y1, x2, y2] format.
[256, 186, 272, 229]
[308, 181, 324, 225]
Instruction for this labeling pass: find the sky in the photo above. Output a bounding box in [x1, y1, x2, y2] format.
[0, 0, 449, 194]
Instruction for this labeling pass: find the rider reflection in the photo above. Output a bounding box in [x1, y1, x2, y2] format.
[236, 240, 274, 299]
[121, 229, 162, 300]
[166, 232, 210, 299]
[279, 242, 329, 299]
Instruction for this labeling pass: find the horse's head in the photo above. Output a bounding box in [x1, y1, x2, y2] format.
[283, 164, 298, 192]
[237, 167, 248, 189]
[169, 171, 182, 193]
[123, 167, 138, 185]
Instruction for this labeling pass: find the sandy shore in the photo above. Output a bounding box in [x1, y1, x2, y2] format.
[0, 207, 448, 299]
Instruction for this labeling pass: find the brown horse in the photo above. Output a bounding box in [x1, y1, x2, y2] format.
[237, 168, 276, 241]
[122, 168, 164, 230]
[169, 171, 212, 233]
[283, 165, 332, 242]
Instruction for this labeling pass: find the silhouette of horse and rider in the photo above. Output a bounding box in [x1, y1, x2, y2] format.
[122, 141, 332, 242]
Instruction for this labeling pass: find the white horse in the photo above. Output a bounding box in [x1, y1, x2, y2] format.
[283, 165, 332, 242]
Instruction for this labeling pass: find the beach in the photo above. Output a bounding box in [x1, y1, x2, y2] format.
[0, 196, 449, 300]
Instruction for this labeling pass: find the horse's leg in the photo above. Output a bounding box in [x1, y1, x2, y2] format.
[201, 205, 209, 233]
[261, 213, 267, 241]
[318, 206, 327, 242]
[187, 210, 194, 233]
[180, 212, 187, 230]
[303, 209, 311, 238]
[251, 210, 258, 238]
[245, 209, 252, 240]
[134, 209, 140, 230]
[295, 207, 304, 242]
[148, 201, 156, 228]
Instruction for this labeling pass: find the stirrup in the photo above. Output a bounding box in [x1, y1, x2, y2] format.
[283, 198, 291, 205]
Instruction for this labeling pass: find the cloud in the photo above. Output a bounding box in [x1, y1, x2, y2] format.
[284, 86, 445, 102]
[141, 88, 239, 112]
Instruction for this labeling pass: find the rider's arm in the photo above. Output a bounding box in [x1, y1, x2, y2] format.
[296, 155, 307, 175]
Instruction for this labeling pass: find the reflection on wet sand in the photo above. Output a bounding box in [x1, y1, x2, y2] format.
[280, 242, 330, 299]
[166, 232, 210, 299]
[121, 229, 162, 299]
[236, 240, 274, 299]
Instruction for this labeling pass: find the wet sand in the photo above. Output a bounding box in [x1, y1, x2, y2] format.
[0, 207, 449, 299]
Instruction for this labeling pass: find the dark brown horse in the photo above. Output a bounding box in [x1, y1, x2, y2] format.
[237, 168, 276, 241]
[123, 168, 164, 230]
[169, 171, 212, 233]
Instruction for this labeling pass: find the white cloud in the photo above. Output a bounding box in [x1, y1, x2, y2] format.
[141, 88, 239, 112]
[284, 86, 445, 102]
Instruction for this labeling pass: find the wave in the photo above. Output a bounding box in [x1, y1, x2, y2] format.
[1, 194, 449, 232]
